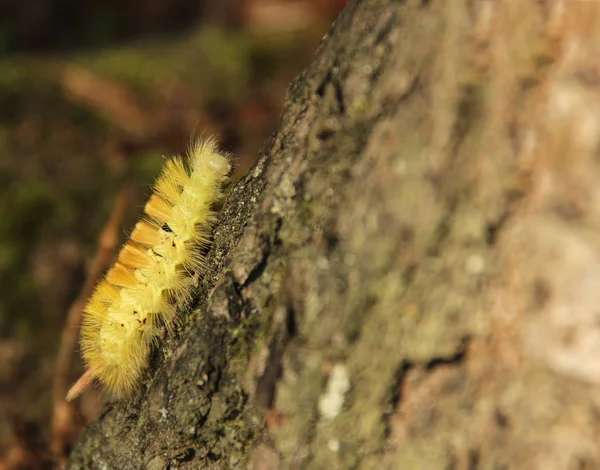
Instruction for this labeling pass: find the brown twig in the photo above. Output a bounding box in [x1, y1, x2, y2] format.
[51, 186, 133, 467]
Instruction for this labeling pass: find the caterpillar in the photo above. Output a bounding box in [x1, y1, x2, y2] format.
[66, 137, 231, 401]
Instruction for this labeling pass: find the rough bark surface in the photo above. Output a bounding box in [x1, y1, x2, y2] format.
[68, 1, 600, 469]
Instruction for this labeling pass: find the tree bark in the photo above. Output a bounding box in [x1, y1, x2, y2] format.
[68, 1, 600, 468]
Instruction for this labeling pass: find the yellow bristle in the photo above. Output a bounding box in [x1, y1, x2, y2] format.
[94, 280, 121, 305]
[150, 304, 178, 332]
[81, 295, 108, 333]
[148, 236, 181, 264]
[120, 284, 170, 323]
[89, 334, 150, 398]
[164, 274, 194, 306]
[182, 248, 205, 273]
[130, 220, 161, 246]
[106, 262, 137, 288]
[119, 241, 151, 269]
[164, 157, 189, 186]
[154, 157, 189, 205]
[144, 194, 173, 224]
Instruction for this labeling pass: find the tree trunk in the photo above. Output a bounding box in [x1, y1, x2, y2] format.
[67, 1, 600, 468]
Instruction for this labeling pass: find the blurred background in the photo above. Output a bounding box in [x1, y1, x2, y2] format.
[0, 0, 346, 467]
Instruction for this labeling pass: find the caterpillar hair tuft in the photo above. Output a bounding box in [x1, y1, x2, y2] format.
[67, 137, 231, 401]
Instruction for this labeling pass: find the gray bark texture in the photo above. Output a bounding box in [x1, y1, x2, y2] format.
[68, 0, 600, 468]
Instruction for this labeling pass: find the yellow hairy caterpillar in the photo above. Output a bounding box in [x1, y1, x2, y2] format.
[67, 137, 231, 401]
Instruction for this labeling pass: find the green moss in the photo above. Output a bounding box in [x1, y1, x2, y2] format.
[69, 26, 254, 103]
[177, 27, 253, 103]
[72, 41, 176, 92]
